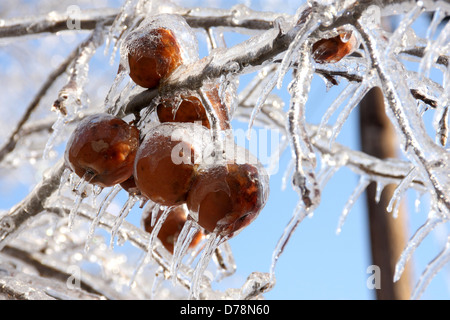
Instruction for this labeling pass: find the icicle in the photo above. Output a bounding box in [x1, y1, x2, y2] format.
[411, 235, 450, 300]
[147, 206, 171, 256]
[336, 177, 370, 235]
[57, 168, 72, 196]
[198, 87, 222, 143]
[68, 173, 93, 230]
[394, 213, 445, 282]
[107, 79, 137, 116]
[171, 218, 201, 286]
[103, 68, 128, 112]
[90, 185, 103, 208]
[110, 195, 138, 249]
[129, 206, 172, 287]
[104, 0, 138, 58]
[43, 114, 66, 160]
[247, 70, 279, 137]
[150, 267, 165, 300]
[329, 74, 373, 147]
[151, 203, 161, 228]
[425, 8, 445, 41]
[374, 181, 385, 204]
[270, 202, 309, 282]
[189, 233, 224, 300]
[85, 185, 121, 252]
[316, 81, 359, 139]
[317, 163, 339, 190]
[387, 167, 417, 218]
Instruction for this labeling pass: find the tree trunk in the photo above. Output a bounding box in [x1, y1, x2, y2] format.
[359, 86, 412, 300]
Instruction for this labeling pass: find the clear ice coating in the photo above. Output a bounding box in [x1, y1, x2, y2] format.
[1, 0, 450, 300]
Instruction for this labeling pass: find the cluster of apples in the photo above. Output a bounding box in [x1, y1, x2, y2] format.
[64, 14, 268, 255]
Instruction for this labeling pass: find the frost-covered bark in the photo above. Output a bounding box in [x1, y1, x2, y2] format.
[0, 0, 449, 300]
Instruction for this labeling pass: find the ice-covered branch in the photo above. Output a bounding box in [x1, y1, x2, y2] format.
[0, 8, 117, 39]
[47, 201, 194, 292]
[354, 9, 450, 214]
[0, 159, 66, 251]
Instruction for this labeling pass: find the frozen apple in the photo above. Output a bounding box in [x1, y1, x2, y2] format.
[157, 86, 231, 130]
[133, 123, 207, 207]
[186, 156, 269, 238]
[121, 14, 199, 89]
[312, 32, 358, 64]
[65, 114, 140, 187]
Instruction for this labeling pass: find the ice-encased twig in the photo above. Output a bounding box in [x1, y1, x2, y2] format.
[286, 41, 319, 208]
[51, 23, 106, 118]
